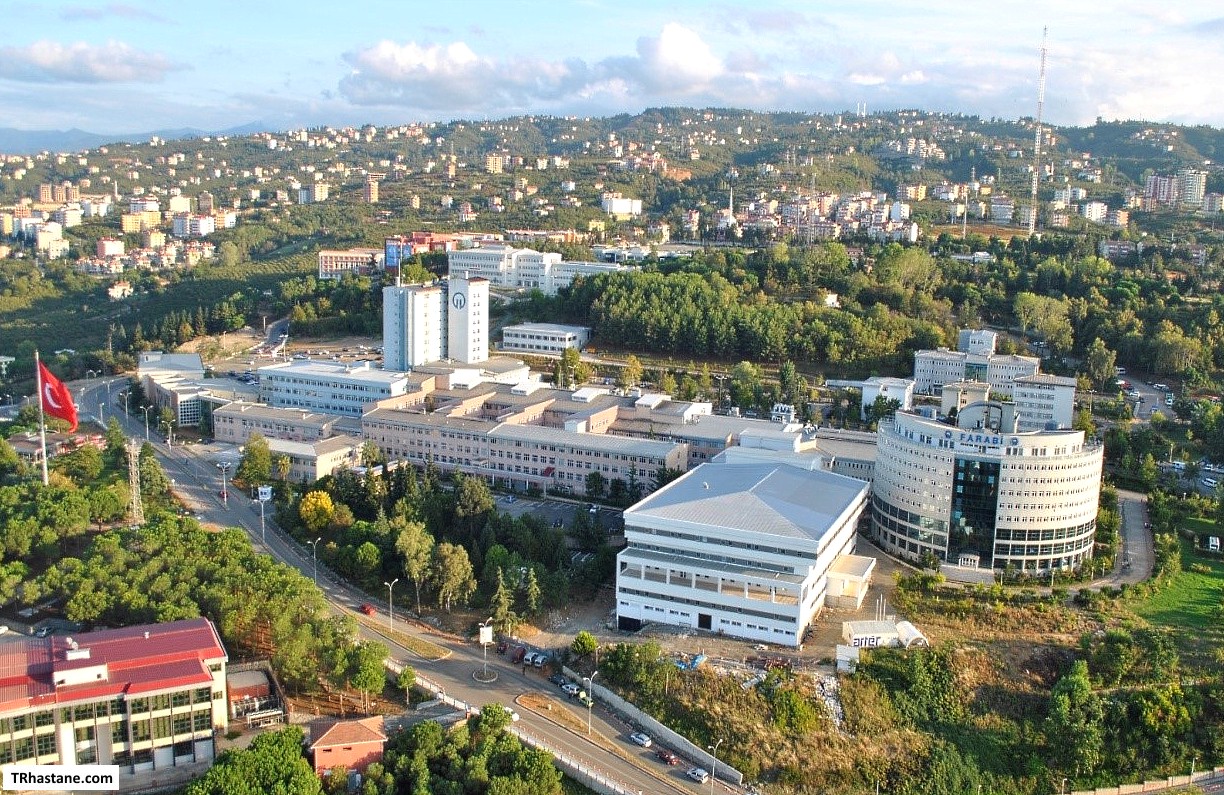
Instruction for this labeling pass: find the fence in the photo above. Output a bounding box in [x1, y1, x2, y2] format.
[563, 665, 746, 786]
[1070, 768, 1223, 795]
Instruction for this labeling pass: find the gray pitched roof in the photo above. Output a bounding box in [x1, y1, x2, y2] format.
[625, 462, 867, 543]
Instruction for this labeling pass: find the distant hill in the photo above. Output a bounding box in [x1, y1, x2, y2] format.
[0, 122, 269, 154]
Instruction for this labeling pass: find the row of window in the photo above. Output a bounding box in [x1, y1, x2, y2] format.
[617, 587, 794, 624]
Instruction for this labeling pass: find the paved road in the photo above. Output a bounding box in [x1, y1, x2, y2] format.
[1112, 488, 1154, 585]
[85, 379, 723, 795]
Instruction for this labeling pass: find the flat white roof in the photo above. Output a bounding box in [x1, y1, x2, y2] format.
[503, 322, 591, 335]
[259, 360, 408, 385]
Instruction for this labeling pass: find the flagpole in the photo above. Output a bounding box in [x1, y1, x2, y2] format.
[34, 350, 49, 486]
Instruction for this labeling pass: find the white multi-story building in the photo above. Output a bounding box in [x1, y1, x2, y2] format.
[171, 213, 215, 238]
[913, 349, 1040, 396]
[1081, 201, 1108, 223]
[615, 462, 870, 647]
[383, 283, 445, 370]
[957, 328, 998, 356]
[445, 274, 488, 365]
[445, 246, 630, 295]
[501, 323, 591, 354]
[1012, 374, 1078, 431]
[871, 407, 1102, 573]
[258, 360, 413, 417]
[860, 377, 915, 419]
[383, 275, 489, 370]
[1177, 168, 1208, 208]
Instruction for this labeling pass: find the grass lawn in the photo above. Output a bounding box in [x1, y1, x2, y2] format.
[1131, 535, 1224, 667]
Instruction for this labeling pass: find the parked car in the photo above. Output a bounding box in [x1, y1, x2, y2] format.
[359, 603, 377, 616]
[522, 651, 538, 666]
[511, 647, 527, 664]
[577, 691, 593, 707]
[629, 732, 653, 748]
[561, 683, 580, 697]
[655, 749, 680, 766]
[549, 673, 567, 687]
[532, 653, 549, 668]
[496, 640, 508, 654]
[686, 767, 710, 784]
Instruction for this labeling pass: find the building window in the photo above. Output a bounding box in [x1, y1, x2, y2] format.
[193, 711, 211, 732]
[36, 733, 57, 758]
[112, 721, 128, 745]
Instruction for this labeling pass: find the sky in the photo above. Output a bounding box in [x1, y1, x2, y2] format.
[3, 1, 1224, 134]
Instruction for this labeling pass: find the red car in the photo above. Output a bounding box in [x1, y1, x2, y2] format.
[360, 603, 377, 616]
[655, 749, 680, 766]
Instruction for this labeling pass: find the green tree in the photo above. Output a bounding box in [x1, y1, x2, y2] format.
[1045, 660, 1104, 775]
[522, 567, 541, 616]
[349, 640, 388, 713]
[571, 630, 597, 659]
[396, 664, 416, 702]
[1084, 338, 1118, 390]
[395, 520, 434, 615]
[584, 471, 606, 499]
[453, 473, 494, 541]
[618, 354, 643, 390]
[235, 432, 272, 485]
[185, 727, 322, 795]
[432, 542, 476, 611]
[138, 443, 170, 499]
[490, 568, 516, 635]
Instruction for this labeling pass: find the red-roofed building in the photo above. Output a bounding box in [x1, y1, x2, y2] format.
[309, 716, 386, 775]
[0, 617, 228, 776]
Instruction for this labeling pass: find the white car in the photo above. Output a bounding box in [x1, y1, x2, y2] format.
[629, 732, 652, 748]
[561, 683, 580, 697]
[686, 767, 710, 784]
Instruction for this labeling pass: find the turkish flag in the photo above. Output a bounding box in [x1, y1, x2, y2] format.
[38, 361, 78, 431]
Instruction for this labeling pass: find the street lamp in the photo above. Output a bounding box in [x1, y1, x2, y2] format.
[583, 671, 598, 735]
[1061, 777, 1068, 795]
[161, 420, 174, 448]
[98, 401, 105, 425]
[140, 406, 153, 441]
[385, 578, 399, 634]
[216, 462, 232, 506]
[308, 536, 322, 584]
[118, 390, 129, 416]
[708, 738, 724, 795]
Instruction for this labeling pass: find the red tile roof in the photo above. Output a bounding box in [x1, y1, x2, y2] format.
[0, 617, 227, 714]
[310, 716, 386, 750]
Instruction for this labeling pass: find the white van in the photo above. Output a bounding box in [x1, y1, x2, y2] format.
[1202, 477, 1219, 489]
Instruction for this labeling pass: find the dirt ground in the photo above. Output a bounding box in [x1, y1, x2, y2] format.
[508, 538, 915, 668]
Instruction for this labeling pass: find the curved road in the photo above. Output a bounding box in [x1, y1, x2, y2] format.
[80, 378, 727, 795]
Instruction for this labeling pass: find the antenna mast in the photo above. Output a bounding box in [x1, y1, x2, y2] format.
[1028, 27, 1048, 237]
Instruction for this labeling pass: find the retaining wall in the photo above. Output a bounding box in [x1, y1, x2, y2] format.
[563, 665, 745, 786]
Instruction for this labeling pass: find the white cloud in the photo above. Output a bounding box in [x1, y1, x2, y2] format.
[0, 40, 180, 83]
